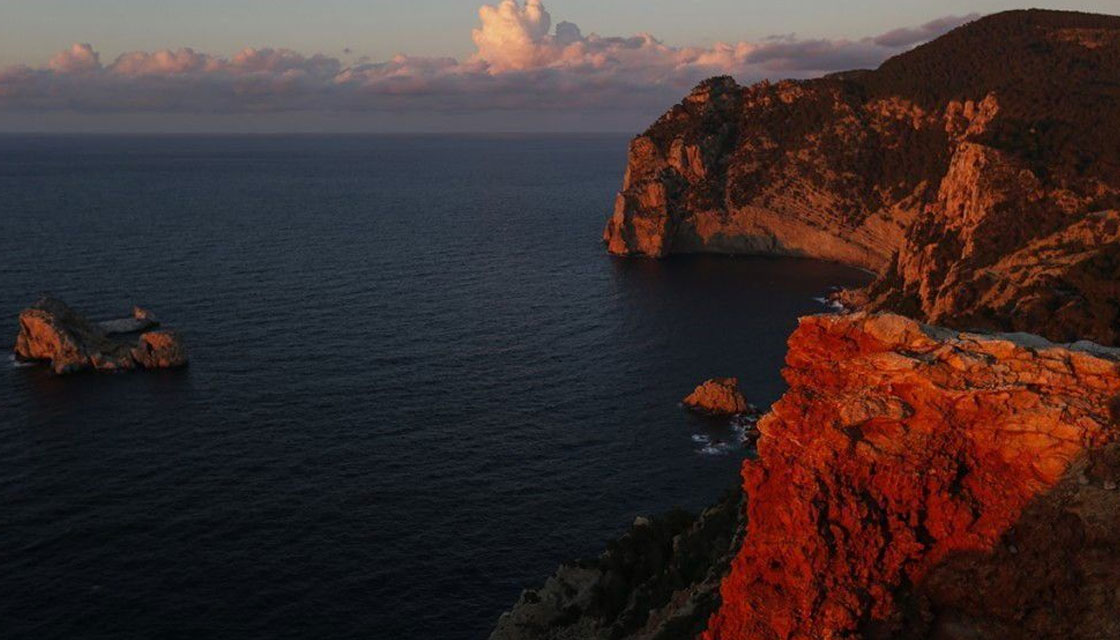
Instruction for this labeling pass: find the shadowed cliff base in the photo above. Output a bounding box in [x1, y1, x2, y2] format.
[490, 487, 745, 640]
[877, 443, 1120, 639]
[604, 9, 1120, 347]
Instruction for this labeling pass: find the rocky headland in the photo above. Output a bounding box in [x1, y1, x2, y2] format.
[604, 9, 1120, 347]
[501, 9, 1120, 640]
[13, 296, 188, 374]
[704, 313, 1120, 639]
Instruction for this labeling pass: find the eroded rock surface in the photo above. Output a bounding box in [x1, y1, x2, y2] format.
[683, 378, 749, 416]
[13, 296, 188, 374]
[702, 313, 1120, 639]
[605, 10, 1120, 346]
[131, 330, 189, 369]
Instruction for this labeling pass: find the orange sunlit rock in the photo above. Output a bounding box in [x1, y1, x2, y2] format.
[701, 312, 1120, 639]
[13, 296, 188, 374]
[683, 378, 749, 416]
[131, 330, 189, 369]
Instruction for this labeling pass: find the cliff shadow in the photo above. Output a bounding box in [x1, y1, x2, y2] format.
[867, 442, 1120, 640]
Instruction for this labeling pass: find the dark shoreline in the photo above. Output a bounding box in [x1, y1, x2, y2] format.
[489, 486, 745, 640]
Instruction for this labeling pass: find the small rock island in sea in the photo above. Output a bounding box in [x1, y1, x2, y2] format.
[13, 295, 188, 374]
[683, 377, 751, 416]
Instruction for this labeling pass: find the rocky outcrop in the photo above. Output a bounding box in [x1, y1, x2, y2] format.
[682, 378, 750, 416]
[605, 10, 1120, 346]
[702, 312, 1120, 639]
[490, 488, 744, 640]
[130, 330, 189, 369]
[97, 306, 160, 335]
[13, 296, 188, 374]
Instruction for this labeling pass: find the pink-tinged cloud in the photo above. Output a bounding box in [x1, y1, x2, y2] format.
[47, 43, 101, 74]
[0, 1, 980, 115]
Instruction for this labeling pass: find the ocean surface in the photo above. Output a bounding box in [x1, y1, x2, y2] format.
[0, 134, 870, 639]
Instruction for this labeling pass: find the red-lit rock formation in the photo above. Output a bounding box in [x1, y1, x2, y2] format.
[683, 378, 750, 416]
[701, 312, 1120, 639]
[13, 296, 188, 374]
[605, 10, 1120, 346]
[503, 11, 1120, 639]
[131, 330, 189, 370]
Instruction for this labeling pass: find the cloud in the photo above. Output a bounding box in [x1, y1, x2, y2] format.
[473, 0, 555, 71]
[110, 48, 214, 76]
[47, 43, 101, 74]
[0, 2, 979, 118]
[873, 14, 979, 48]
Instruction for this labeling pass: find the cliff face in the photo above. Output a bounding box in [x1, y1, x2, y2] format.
[605, 10, 1120, 346]
[702, 313, 1120, 639]
[603, 76, 928, 271]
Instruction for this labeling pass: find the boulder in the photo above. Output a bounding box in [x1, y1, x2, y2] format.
[131, 330, 189, 369]
[683, 378, 749, 415]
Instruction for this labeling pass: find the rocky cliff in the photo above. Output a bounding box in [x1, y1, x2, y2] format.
[500, 10, 1120, 640]
[703, 312, 1120, 639]
[605, 10, 1120, 346]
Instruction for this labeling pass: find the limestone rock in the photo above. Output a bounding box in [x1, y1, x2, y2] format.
[701, 313, 1120, 639]
[605, 9, 1120, 346]
[683, 378, 749, 416]
[131, 330, 188, 369]
[13, 296, 188, 374]
[97, 306, 161, 335]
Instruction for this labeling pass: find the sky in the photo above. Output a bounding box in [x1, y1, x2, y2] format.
[1, 0, 1117, 132]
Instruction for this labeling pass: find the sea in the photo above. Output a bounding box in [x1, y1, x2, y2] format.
[0, 134, 870, 639]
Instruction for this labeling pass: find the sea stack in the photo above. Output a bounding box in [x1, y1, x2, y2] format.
[683, 378, 750, 416]
[13, 296, 189, 374]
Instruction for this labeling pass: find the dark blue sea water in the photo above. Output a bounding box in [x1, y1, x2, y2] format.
[0, 135, 870, 639]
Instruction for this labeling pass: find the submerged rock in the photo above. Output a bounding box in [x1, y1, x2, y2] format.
[13, 296, 188, 374]
[683, 378, 749, 416]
